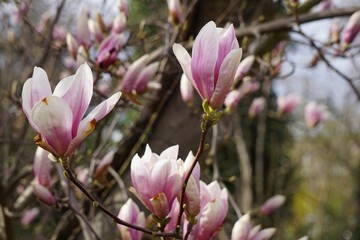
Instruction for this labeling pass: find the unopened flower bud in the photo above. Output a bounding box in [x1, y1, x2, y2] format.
[21, 207, 40, 227]
[248, 97, 266, 118]
[66, 33, 79, 59]
[305, 102, 325, 128]
[117, 199, 145, 240]
[112, 13, 127, 34]
[31, 181, 56, 206]
[231, 214, 251, 240]
[88, 19, 104, 42]
[260, 195, 286, 215]
[342, 10, 360, 48]
[167, 0, 182, 24]
[234, 55, 255, 84]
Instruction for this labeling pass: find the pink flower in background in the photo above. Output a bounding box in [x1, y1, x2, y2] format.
[22, 63, 121, 158]
[180, 73, 194, 106]
[133, 62, 159, 94]
[76, 9, 91, 49]
[117, 199, 145, 240]
[248, 97, 266, 118]
[66, 33, 79, 59]
[33, 147, 51, 187]
[95, 150, 116, 184]
[277, 93, 300, 115]
[231, 213, 251, 240]
[260, 195, 286, 215]
[185, 181, 228, 240]
[251, 227, 276, 240]
[165, 200, 181, 232]
[32, 181, 56, 206]
[241, 80, 260, 95]
[234, 55, 255, 83]
[21, 207, 40, 227]
[117, 0, 129, 18]
[225, 89, 244, 111]
[112, 13, 127, 34]
[167, 0, 182, 24]
[305, 102, 325, 128]
[88, 19, 104, 43]
[173, 21, 242, 109]
[130, 145, 182, 218]
[342, 10, 360, 46]
[96, 34, 127, 68]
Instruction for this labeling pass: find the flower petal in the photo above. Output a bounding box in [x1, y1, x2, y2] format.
[191, 21, 219, 100]
[53, 63, 93, 136]
[31, 96, 73, 157]
[210, 48, 242, 108]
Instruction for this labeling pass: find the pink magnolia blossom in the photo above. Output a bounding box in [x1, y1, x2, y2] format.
[231, 213, 251, 240]
[260, 195, 286, 215]
[112, 13, 127, 34]
[232, 214, 277, 240]
[33, 147, 51, 187]
[88, 19, 104, 43]
[305, 102, 325, 128]
[96, 34, 127, 68]
[342, 10, 360, 46]
[185, 181, 228, 240]
[134, 62, 159, 94]
[165, 200, 181, 232]
[248, 97, 266, 118]
[66, 33, 79, 59]
[277, 94, 300, 115]
[76, 9, 91, 49]
[173, 21, 242, 109]
[167, 0, 182, 24]
[225, 89, 244, 111]
[31, 181, 56, 206]
[120, 55, 159, 94]
[178, 151, 201, 217]
[130, 145, 182, 218]
[21, 207, 40, 227]
[180, 73, 194, 106]
[234, 55, 255, 83]
[22, 63, 121, 158]
[241, 80, 260, 95]
[117, 0, 129, 18]
[117, 199, 145, 240]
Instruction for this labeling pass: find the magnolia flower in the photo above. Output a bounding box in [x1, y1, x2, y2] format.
[248, 97, 266, 118]
[96, 34, 127, 68]
[180, 73, 194, 106]
[185, 181, 228, 240]
[33, 147, 51, 187]
[117, 0, 129, 18]
[32, 181, 56, 205]
[178, 151, 201, 217]
[112, 13, 127, 34]
[21, 207, 40, 227]
[76, 9, 91, 49]
[277, 93, 300, 115]
[305, 102, 325, 128]
[22, 63, 121, 158]
[117, 199, 145, 240]
[66, 33, 79, 59]
[225, 89, 244, 111]
[165, 200, 181, 232]
[130, 145, 182, 218]
[260, 195, 286, 215]
[173, 21, 242, 109]
[234, 55, 255, 84]
[231, 214, 251, 240]
[167, 0, 182, 24]
[342, 10, 360, 47]
[88, 19, 104, 43]
[251, 228, 276, 240]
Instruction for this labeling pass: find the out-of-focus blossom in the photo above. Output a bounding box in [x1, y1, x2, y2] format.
[31, 181, 56, 206]
[33, 147, 51, 187]
[298, 237, 309, 240]
[329, 20, 340, 43]
[241, 80, 260, 95]
[76, 45, 88, 65]
[117, 199, 145, 240]
[277, 93, 300, 115]
[75, 167, 89, 184]
[225, 89, 244, 111]
[95, 150, 115, 184]
[234, 55, 255, 84]
[76, 9, 91, 49]
[88, 19, 104, 42]
[185, 181, 228, 240]
[231, 213, 251, 240]
[52, 26, 67, 48]
[133, 62, 159, 94]
[96, 34, 126, 68]
[112, 13, 127, 34]
[22, 63, 121, 158]
[342, 10, 360, 47]
[14, 1, 30, 23]
[305, 102, 325, 128]
[130, 145, 182, 218]
[66, 33, 79, 59]
[36, 11, 51, 34]
[251, 228, 276, 240]
[260, 195, 286, 215]
[21, 207, 40, 227]
[178, 151, 201, 217]
[117, 0, 129, 18]
[180, 73, 194, 106]
[320, 0, 332, 10]
[167, 0, 182, 24]
[248, 97, 266, 118]
[120, 55, 159, 94]
[173, 21, 242, 109]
